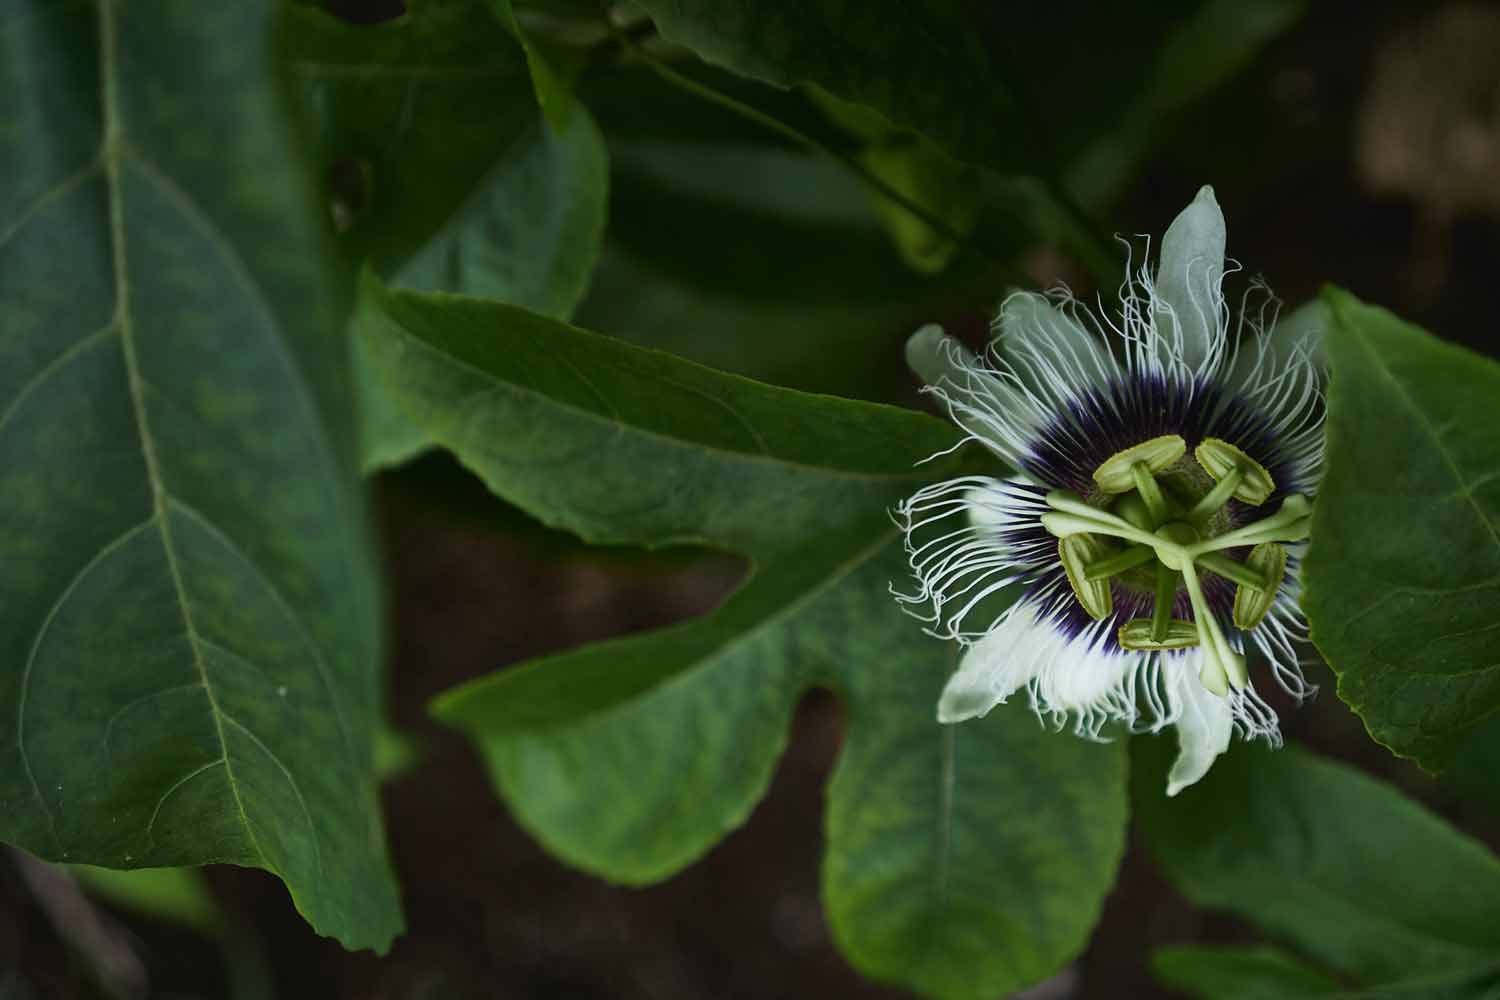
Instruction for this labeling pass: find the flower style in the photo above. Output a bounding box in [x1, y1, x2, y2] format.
[894, 186, 1325, 795]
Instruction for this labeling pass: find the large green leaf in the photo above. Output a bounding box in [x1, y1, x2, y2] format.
[0, 0, 399, 950]
[1135, 739, 1500, 985]
[359, 279, 1129, 999]
[1305, 290, 1500, 770]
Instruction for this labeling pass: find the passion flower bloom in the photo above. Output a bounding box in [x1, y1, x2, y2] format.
[894, 186, 1324, 795]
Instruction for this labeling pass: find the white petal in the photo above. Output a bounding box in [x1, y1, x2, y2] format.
[906, 323, 979, 388]
[1033, 637, 1133, 719]
[1165, 656, 1234, 796]
[1228, 297, 1329, 391]
[1156, 185, 1227, 375]
[904, 324, 1040, 468]
[936, 607, 1045, 723]
[998, 292, 1115, 398]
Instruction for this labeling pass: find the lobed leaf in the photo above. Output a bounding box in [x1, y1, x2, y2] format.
[361, 280, 1131, 999]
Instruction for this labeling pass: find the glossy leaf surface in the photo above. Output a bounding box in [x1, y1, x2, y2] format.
[0, 0, 400, 951]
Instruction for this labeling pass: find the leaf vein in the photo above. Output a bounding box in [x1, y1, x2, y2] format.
[17, 515, 157, 852]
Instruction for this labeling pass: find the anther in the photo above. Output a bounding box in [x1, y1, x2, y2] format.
[1092, 435, 1187, 494]
[1233, 542, 1288, 629]
[1118, 618, 1200, 650]
[1059, 534, 1113, 620]
[1194, 438, 1275, 506]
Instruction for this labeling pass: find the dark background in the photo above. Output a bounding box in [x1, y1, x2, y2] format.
[6, 1, 1500, 997]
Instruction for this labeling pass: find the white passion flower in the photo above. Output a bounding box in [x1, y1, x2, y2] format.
[894, 186, 1325, 795]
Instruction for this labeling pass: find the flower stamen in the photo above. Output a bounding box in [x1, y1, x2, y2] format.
[1083, 544, 1155, 580]
[1187, 495, 1311, 554]
[1092, 434, 1187, 494]
[1181, 558, 1248, 692]
[1197, 551, 1268, 591]
[1150, 562, 1177, 642]
[1130, 461, 1171, 525]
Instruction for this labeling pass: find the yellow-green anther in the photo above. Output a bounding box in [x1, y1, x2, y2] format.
[1198, 552, 1268, 591]
[1233, 541, 1288, 629]
[1151, 563, 1177, 641]
[1092, 434, 1187, 494]
[1130, 461, 1170, 525]
[1194, 437, 1275, 505]
[1119, 618, 1200, 650]
[1083, 544, 1155, 581]
[1059, 534, 1113, 620]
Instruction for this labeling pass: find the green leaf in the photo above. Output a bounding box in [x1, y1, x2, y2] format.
[1330, 965, 1500, 1000]
[285, 0, 609, 471]
[1151, 945, 1339, 1000]
[69, 864, 223, 933]
[574, 66, 1014, 399]
[807, 87, 981, 274]
[1305, 289, 1500, 770]
[1135, 739, 1500, 984]
[0, 0, 399, 950]
[626, 0, 1034, 173]
[360, 279, 1129, 999]
[491, 0, 575, 129]
[286, 0, 607, 312]
[626, 0, 1302, 190]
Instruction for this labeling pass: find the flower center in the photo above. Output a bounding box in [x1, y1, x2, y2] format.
[1039, 434, 1312, 695]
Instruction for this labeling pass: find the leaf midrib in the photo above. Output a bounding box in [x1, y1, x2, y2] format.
[96, 0, 265, 869]
[89, 0, 343, 885]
